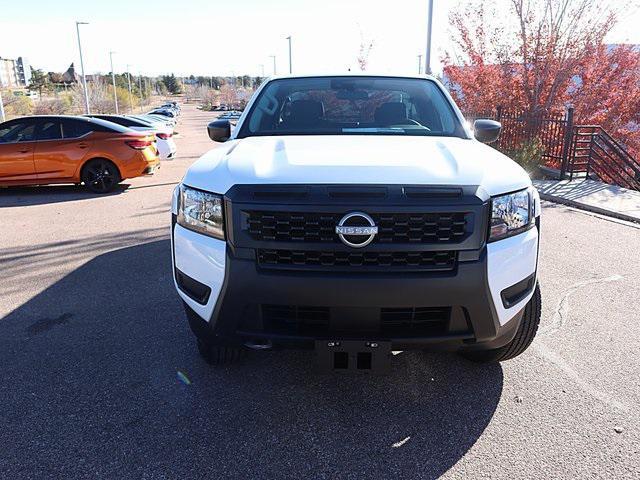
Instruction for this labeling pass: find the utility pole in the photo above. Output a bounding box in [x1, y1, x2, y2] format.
[286, 36, 292, 73]
[126, 64, 133, 113]
[0, 89, 5, 122]
[425, 0, 434, 75]
[137, 73, 143, 113]
[417, 54, 423, 74]
[109, 51, 118, 114]
[259, 64, 265, 77]
[75, 21, 90, 114]
[269, 55, 277, 75]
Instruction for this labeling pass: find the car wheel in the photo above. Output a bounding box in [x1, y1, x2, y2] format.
[81, 159, 121, 193]
[461, 282, 541, 363]
[196, 339, 243, 365]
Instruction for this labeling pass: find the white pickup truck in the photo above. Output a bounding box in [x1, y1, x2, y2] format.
[171, 74, 541, 372]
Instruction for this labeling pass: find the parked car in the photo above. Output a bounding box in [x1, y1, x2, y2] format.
[0, 115, 159, 193]
[217, 111, 242, 120]
[132, 114, 176, 131]
[171, 74, 542, 370]
[144, 113, 177, 127]
[160, 102, 180, 114]
[86, 115, 177, 160]
[148, 108, 176, 119]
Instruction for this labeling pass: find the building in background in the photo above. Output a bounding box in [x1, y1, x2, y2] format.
[0, 57, 19, 87]
[16, 57, 31, 86]
[0, 56, 31, 87]
[61, 63, 79, 84]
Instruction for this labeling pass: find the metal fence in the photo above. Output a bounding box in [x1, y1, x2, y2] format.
[463, 107, 639, 191]
[463, 107, 572, 170]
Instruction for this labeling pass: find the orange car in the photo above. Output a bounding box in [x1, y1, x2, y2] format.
[0, 115, 160, 193]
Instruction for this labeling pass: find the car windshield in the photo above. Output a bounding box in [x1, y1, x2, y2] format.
[237, 76, 466, 138]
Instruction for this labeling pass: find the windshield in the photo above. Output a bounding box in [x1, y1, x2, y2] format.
[237, 76, 466, 138]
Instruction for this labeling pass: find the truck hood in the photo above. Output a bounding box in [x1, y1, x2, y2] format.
[182, 135, 532, 197]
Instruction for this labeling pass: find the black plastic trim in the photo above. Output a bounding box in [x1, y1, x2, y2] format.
[500, 273, 536, 309]
[193, 246, 524, 351]
[175, 268, 212, 305]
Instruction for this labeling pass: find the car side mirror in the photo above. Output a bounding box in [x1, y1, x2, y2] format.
[207, 119, 231, 142]
[473, 119, 501, 143]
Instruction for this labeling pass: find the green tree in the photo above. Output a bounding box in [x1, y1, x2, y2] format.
[28, 68, 49, 96]
[161, 74, 182, 94]
[211, 77, 225, 90]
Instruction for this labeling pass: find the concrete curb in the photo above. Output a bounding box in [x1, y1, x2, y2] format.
[539, 193, 640, 224]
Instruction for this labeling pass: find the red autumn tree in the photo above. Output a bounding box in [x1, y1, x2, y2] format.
[443, 0, 626, 114]
[443, 0, 639, 156]
[570, 43, 640, 155]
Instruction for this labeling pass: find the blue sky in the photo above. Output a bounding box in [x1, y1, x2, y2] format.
[1, 0, 638, 77]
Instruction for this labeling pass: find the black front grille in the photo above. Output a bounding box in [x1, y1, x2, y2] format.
[261, 304, 452, 336]
[257, 249, 457, 271]
[380, 307, 451, 333]
[246, 211, 468, 244]
[262, 305, 330, 334]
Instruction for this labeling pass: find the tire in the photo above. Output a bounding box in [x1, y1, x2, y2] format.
[196, 338, 243, 366]
[81, 159, 121, 193]
[461, 282, 541, 363]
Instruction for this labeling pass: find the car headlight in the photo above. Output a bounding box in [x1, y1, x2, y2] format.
[489, 188, 534, 242]
[176, 184, 225, 240]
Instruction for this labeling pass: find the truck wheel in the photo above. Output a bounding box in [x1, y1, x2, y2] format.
[182, 301, 244, 365]
[462, 282, 541, 363]
[196, 339, 243, 365]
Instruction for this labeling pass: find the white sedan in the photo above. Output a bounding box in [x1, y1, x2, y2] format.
[87, 115, 177, 160]
[132, 114, 176, 131]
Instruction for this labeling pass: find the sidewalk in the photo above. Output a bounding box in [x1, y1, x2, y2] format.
[533, 179, 640, 223]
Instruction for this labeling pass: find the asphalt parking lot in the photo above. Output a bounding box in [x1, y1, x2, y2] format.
[1, 104, 639, 479]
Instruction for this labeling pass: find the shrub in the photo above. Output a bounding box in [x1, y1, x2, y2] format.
[4, 95, 33, 117]
[507, 139, 544, 175]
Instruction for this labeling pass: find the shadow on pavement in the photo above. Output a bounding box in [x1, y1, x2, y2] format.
[0, 240, 503, 479]
[0, 184, 129, 208]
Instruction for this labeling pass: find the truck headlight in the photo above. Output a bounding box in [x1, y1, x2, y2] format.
[489, 188, 534, 242]
[176, 184, 225, 240]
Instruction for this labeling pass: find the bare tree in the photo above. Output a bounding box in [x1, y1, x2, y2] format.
[356, 27, 375, 71]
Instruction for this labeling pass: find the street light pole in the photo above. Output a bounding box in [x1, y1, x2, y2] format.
[259, 64, 265, 77]
[417, 54, 423, 74]
[126, 64, 133, 113]
[286, 36, 292, 73]
[109, 51, 118, 114]
[0, 89, 5, 122]
[269, 55, 276, 75]
[137, 73, 143, 113]
[425, 0, 434, 75]
[75, 21, 90, 114]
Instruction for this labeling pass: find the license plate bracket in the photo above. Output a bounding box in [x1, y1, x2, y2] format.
[315, 340, 391, 374]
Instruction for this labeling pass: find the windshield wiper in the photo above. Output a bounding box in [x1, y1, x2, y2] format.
[341, 127, 405, 133]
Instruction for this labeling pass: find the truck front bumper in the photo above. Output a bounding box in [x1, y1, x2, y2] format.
[171, 220, 539, 352]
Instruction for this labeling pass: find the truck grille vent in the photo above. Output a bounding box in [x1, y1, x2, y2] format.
[380, 307, 451, 333]
[257, 249, 457, 271]
[262, 305, 330, 333]
[261, 305, 452, 335]
[246, 211, 468, 244]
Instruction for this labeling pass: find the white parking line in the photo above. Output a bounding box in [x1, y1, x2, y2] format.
[534, 341, 633, 414]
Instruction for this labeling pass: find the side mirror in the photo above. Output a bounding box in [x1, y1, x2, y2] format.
[207, 119, 231, 142]
[473, 119, 501, 143]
